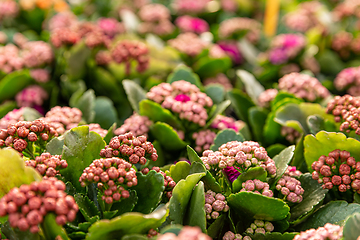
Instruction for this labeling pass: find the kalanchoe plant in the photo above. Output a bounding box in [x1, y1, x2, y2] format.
[245, 219, 275, 235]
[294, 223, 343, 240]
[204, 190, 229, 220]
[25, 152, 68, 177]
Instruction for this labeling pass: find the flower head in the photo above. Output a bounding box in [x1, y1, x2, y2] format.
[294, 223, 343, 240]
[25, 152, 67, 177]
[175, 15, 209, 34]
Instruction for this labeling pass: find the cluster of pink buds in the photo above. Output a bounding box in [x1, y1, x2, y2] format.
[278, 73, 330, 102]
[283, 166, 302, 177]
[0, 119, 58, 153]
[175, 15, 209, 34]
[15, 85, 48, 108]
[312, 149, 360, 194]
[257, 89, 278, 108]
[334, 66, 360, 96]
[0, 177, 78, 233]
[141, 167, 176, 200]
[280, 126, 301, 144]
[109, 40, 149, 75]
[276, 175, 304, 203]
[223, 231, 251, 240]
[240, 179, 274, 197]
[147, 80, 213, 127]
[172, 0, 210, 14]
[245, 220, 275, 235]
[157, 226, 211, 240]
[211, 115, 244, 132]
[204, 73, 233, 90]
[114, 113, 153, 137]
[79, 157, 137, 204]
[294, 223, 343, 240]
[100, 133, 158, 164]
[331, 31, 356, 59]
[333, 0, 360, 20]
[326, 95, 360, 134]
[218, 17, 261, 43]
[42, 106, 83, 135]
[168, 32, 209, 57]
[0, 0, 18, 21]
[204, 190, 229, 220]
[97, 18, 125, 38]
[0, 108, 25, 130]
[201, 150, 228, 172]
[86, 123, 108, 138]
[221, 0, 238, 12]
[268, 34, 306, 65]
[25, 152, 67, 177]
[147, 228, 159, 238]
[137, 4, 174, 36]
[30, 69, 51, 83]
[192, 130, 216, 153]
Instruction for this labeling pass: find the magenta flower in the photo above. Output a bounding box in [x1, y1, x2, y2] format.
[174, 94, 191, 102]
[175, 15, 209, 34]
[217, 41, 243, 65]
[223, 166, 241, 182]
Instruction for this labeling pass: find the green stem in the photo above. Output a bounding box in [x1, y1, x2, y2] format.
[40, 213, 70, 240]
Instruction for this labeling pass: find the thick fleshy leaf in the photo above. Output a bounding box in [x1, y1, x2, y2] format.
[0, 69, 33, 102]
[232, 167, 267, 193]
[0, 148, 41, 198]
[60, 126, 106, 192]
[266, 144, 287, 158]
[236, 70, 265, 104]
[132, 171, 165, 214]
[307, 115, 325, 135]
[122, 80, 147, 113]
[304, 131, 360, 172]
[289, 173, 328, 222]
[343, 213, 360, 240]
[202, 171, 222, 193]
[41, 213, 70, 240]
[66, 41, 91, 80]
[46, 133, 67, 155]
[150, 122, 187, 151]
[227, 191, 290, 221]
[205, 100, 231, 128]
[210, 129, 244, 151]
[187, 145, 202, 164]
[22, 107, 43, 121]
[248, 106, 268, 143]
[272, 145, 295, 184]
[103, 123, 116, 144]
[194, 57, 232, 79]
[168, 173, 206, 225]
[1, 221, 41, 240]
[205, 84, 225, 105]
[85, 205, 168, 240]
[74, 89, 96, 123]
[74, 194, 100, 223]
[139, 99, 182, 129]
[122, 234, 148, 240]
[296, 201, 360, 231]
[92, 97, 118, 129]
[184, 181, 206, 233]
[167, 65, 203, 90]
[248, 232, 297, 240]
[227, 89, 255, 124]
[207, 214, 226, 239]
[111, 190, 138, 217]
[169, 161, 191, 183]
[0, 101, 16, 119]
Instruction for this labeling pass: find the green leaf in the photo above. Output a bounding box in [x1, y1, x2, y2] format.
[139, 99, 182, 129]
[122, 80, 147, 113]
[66, 41, 91, 80]
[111, 190, 138, 217]
[187, 145, 202, 164]
[207, 214, 226, 239]
[60, 126, 106, 192]
[202, 171, 222, 193]
[169, 161, 191, 183]
[227, 191, 290, 221]
[103, 210, 118, 219]
[132, 171, 165, 214]
[232, 167, 267, 193]
[296, 201, 360, 231]
[227, 89, 256, 124]
[1, 221, 41, 240]
[205, 100, 231, 128]
[290, 173, 328, 222]
[184, 181, 206, 233]
[46, 133, 67, 155]
[150, 122, 187, 151]
[168, 173, 206, 225]
[304, 131, 360, 172]
[236, 69, 265, 104]
[74, 90, 96, 123]
[204, 84, 225, 105]
[248, 106, 268, 143]
[0, 148, 41, 198]
[272, 145, 295, 184]
[167, 65, 203, 90]
[0, 69, 33, 102]
[343, 213, 360, 240]
[248, 232, 298, 240]
[22, 107, 43, 121]
[41, 213, 70, 240]
[122, 234, 148, 240]
[266, 144, 287, 158]
[194, 57, 232, 79]
[74, 193, 100, 223]
[104, 123, 116, 144]
[307, 115, 325, 135]
[85, 205, 168, 240]
[92, 97, 118, 129]
[0, 101, 16, 119]
[210, 129, 244, 151]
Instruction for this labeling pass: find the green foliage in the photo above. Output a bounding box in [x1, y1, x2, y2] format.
[46, 133, 67, 155]
[205, 84, 225, 105]
[227, 89, 255, 124]
[72, 89, 96, 123]
[92, 97, 118, 129]
[272, 145, 295, 184]
[167, 65, 203, 90]
[0, 69, 33, 102]
[0, 101, 16, 119]
[232, 167, 267, 193]
[41, 214, 70, 240]
[122, 80, 147, 113]
[236, 69, 265, 104]
[248, 232, 298, 240]
[1, 221, 41, 240]
[248, 106, 268, 143]
[74, 193, 100, 223]
[194, 57, 232, 79]
[205, 100, 231, 128]
[210, 129, 244, 151]
[343, 213, 360, 240]
[150, 122, 187, 150]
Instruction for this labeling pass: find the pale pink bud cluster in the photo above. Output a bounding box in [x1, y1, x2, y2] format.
[79, 157, 136, 204]
[0, 119, 59, 153]
[334, 66, 360, 96]
[157, 226, 211, 240]
[283, 166, 302, 177]
[223, 231, 250, 240]
[0, 108, 25, 130]
[326, 95, 360, 134]
[100, 132, 158, 164]
[218, 17, 261, 43]
[85, 123, 108, 138]
[0, 0, 18, 21]
[110, 40, 149, 75]
[204, 73, 233, 90]
[211, 115, 244, 132]
[141, 167, 176, 200]
[30, 69, 50, 83]
[15, 85, 48, 108]
[168, 32, 209, 56]
[138, 21, 175, 36]
[221, 0, 238, 13]
[0, 178, 78, 233]
[257, 89, 278, 108]
[208, 44, 228, 59]
[172, 0, 210, 14]
[147, 80, 213, 127]
[0, 31, 7, 44]
[97, 18, 125, 38]
[25, 152, 67, 177]
[280, 126, 301, 144]
[333, 0, 360, 20]
[245, 220, 274, 235]
[43, 106, 82, 135]
[278, 73, 330, 102]
[204, 190, 229, 220]
[268, 34, 306, 65]
[201, 150, 228, 171]
[331, 31, 353, 58]
[175, 15, 209, 34]
[137, 4, 174, 36]
[192, 130, 216, 153]
[241, 179, 274, 197]
[276, 175, 304, 203]
[294, 223, 343, 240]
[312, 149, 360, 194]
[114, 113, 152, 137]
[279, 63, 301, 76]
